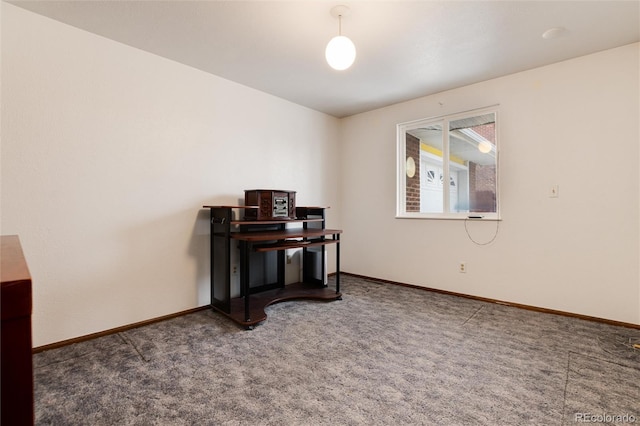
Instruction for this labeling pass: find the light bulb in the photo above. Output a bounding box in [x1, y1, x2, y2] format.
[325, 35, 356, 70]
[478, 140, 492, 154]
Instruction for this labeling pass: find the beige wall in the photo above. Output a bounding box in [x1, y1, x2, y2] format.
[1, 4, 341, 346]
[3, 3, 638, 348]
[340, 43, 640, 325]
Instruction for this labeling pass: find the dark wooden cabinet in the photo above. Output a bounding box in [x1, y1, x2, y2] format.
[203, 205, 342, 328]
[1, 235, 34, 426]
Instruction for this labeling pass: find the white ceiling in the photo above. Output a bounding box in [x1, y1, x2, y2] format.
[9, 0, 640, 118]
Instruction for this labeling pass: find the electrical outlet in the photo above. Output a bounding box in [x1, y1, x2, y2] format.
[232, 264, 238, 275]
[459, 262, 466, 273]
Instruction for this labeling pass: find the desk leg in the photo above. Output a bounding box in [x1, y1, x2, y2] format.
[336, 234, 340, 296]
[240, 241, 251, 323]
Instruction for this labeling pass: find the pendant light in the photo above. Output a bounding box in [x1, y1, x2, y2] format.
[325, 5, 356, 71]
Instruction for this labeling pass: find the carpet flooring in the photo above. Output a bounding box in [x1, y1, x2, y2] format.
[34, 275, 639, 425]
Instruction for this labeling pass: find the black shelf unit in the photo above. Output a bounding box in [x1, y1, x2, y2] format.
[203, 205, 342, 328]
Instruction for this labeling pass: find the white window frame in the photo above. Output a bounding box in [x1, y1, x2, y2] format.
[396, 106, 500, 220]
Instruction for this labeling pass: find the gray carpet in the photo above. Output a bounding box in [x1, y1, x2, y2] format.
[34, 275, 640, 425]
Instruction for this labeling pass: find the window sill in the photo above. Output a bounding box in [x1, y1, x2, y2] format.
[395, 213, 501, 221]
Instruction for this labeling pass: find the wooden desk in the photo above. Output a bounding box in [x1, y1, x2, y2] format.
[1, 235, 34, 426]
[204, 205, 342, 328]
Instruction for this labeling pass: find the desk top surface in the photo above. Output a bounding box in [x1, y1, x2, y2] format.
[230, 228, 342, 242]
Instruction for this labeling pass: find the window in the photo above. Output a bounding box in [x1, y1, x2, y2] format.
[397, 107, 499, 219]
